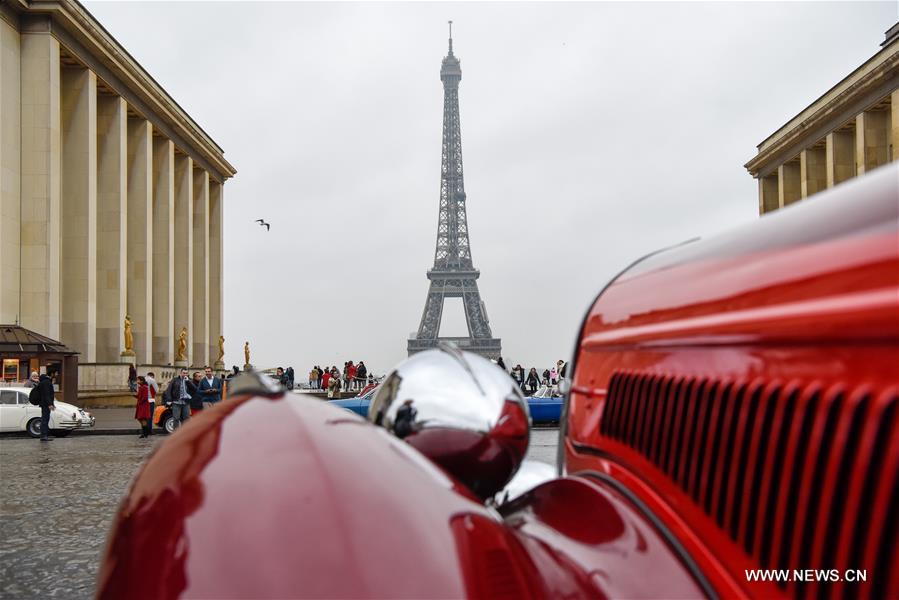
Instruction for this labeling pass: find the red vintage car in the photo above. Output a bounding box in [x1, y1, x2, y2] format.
[97, 164, 897, 599]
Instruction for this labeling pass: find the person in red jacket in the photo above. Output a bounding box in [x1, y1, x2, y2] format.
[321, 367, 331, 393]
[134, 376, 151, 438]
[347, 362, 357, 391]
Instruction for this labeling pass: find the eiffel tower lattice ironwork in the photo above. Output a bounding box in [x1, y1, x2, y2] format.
[408, 23, 502, 359]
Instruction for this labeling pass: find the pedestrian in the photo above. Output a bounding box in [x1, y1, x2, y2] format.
[145, 371, 159, 436]
[24, 371, 39, 388]
[309, 366, 317, 389]
[527, 368, 541, 395]
[189, 371, 204, 416]
[128, 364, 137, 392]
[327, 368, 341, 399]
[321, 367, 331, 392]
[276, 367, 288, 387]
[164, 368, 195, 430]
[393, 399, 417, 439]
[286, 366, 295, 389]
[198, 366, 223, 408]
[134, 376, 151, 438]
[355, 361, 367, 389]
[31, 372, 56, 441]
[497, 356, 507, 371]
[512, 364, 524, 388]
[549, 366, 558, 387]
[347, 361, 357, 391]
[557, 360, 568, 382]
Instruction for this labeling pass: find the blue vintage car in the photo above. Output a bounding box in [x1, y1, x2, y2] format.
[525, 385, 563, 424]
[331, 383, 563, 425]
[328, 385, 378, 417]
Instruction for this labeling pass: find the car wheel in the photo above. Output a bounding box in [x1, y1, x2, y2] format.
[164, 415, 175, 434]
[50, 429, 71, 438]
[26, 418, 42, 438]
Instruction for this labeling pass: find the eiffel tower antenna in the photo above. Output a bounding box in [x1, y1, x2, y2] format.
[408, 27, 502, 360]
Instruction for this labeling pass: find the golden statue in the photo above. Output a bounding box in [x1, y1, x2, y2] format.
[123, 315, 134, 353]
[176, 327, 188, 361]
[244, 341, 250, 366]
[217, 335, 225, 363]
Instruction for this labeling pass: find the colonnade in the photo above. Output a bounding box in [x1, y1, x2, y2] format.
[759, 92, 899, 213]
[0, 24, 224, 368]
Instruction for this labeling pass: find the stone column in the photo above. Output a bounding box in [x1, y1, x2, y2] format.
[60, 66, 97, 361]
[0, 19, 21, 324]
[127, 117, 153, 363]
[826, 130, 855, 187]
[209, 180, 223, 368]
[759, 173, 778, 214]
[192, 168, 209, 366]
[152, 138, 175, 365]
[800, 147, 826, 199]
[19, 31, 61, 338]
[174, 154, 193, 365]
[892, 90, 899, 163]
[856, 110, 889, 175]
[96, 95, 127, 362]
[778, 161, 801, 207]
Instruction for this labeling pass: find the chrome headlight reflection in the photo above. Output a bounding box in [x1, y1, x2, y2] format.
[369, 343, 530, 499]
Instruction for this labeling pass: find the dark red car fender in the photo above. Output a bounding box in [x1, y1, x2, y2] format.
[96, 390, 536, 599]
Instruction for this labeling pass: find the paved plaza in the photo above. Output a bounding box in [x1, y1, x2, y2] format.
[0, 427, 559, 599]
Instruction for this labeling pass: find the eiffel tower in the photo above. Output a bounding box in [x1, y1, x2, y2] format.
[408, 23, 502, 360]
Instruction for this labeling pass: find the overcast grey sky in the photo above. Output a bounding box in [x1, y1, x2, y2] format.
[85, 1, 897, 376]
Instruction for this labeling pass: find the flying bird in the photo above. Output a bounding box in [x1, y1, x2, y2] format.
[255, 219, 270, 231]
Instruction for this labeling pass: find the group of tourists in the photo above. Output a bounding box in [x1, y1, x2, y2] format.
[274, 366, 296, 389]
[496, 357, 568, 395]
[308, 361, 371, 397]
[133, 367, 224, 438]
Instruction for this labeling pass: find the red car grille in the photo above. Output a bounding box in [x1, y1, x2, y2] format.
[599, 372, 898, 599]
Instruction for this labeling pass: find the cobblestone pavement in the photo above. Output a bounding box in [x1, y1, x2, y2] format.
[0, 427, 559, 599]
[527, 427, 561, 466]
[0, 435, 161, 599]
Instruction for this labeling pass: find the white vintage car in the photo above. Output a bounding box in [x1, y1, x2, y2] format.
[0, 386, 95, 437]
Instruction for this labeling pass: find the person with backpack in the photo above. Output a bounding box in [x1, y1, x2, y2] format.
[28, 373, 56, 441]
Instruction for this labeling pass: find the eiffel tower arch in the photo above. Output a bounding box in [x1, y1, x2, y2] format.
[408, 23, 502, 360]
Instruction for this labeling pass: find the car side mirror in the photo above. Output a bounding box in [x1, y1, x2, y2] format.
[368, 343, 530, 500]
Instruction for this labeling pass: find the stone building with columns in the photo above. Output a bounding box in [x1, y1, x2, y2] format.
[1, 1, 235, 397]
[745, 22, 898, 213]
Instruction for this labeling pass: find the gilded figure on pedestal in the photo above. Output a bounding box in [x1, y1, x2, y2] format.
[176, 327, 188, 362]
[123, 315, 134, 355]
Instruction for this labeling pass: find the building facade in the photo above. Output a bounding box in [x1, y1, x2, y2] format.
[1, 1, 235, 391]
[745, 23, 898, 213]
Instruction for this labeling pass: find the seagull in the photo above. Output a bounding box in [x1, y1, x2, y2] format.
[255, 219, 270, 231]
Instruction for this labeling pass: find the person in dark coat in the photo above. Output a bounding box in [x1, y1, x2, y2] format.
[36, 373, 56, 441]
[189, 371, 205, 416]
[526, 368, 541, 395]
[393, 399, 417, 439]
[164, 368, 197, 429]
[197, 366, 223, 408]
